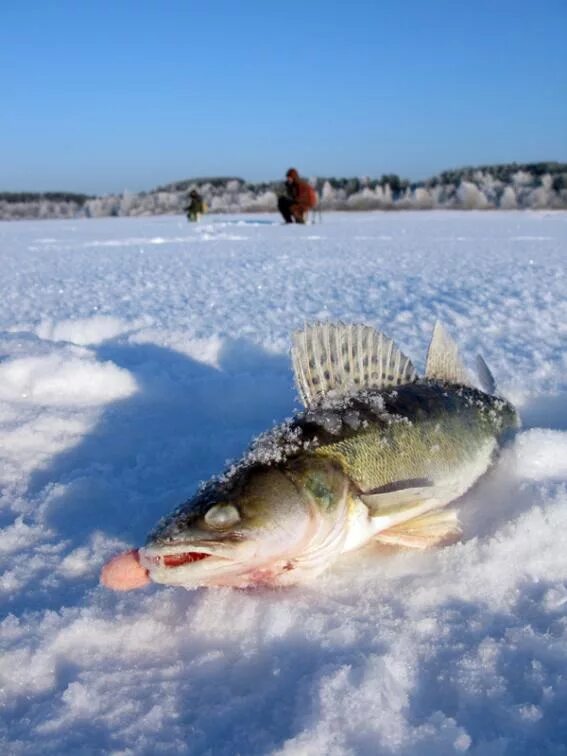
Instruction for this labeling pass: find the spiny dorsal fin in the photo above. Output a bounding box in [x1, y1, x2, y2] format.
[425, 321, 471, 386]
[292, 322, 417, 408]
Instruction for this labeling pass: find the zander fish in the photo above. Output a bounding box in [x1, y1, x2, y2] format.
[101, 321, 518, 591]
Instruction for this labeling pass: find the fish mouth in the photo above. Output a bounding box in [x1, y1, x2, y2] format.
[141, 546, 215, 570]
[139, 541, 260, 588]
[140, 540, 235, 573]
[161, 551, 211, 568]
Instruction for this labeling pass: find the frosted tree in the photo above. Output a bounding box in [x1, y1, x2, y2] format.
[85, 198, 106, 218]
[382, 183, 393, 207]
[413, 187, 434, 209]
[477, 172, 500, 206]
[226, 179, 241, 194]
[527, 176, 554, 209]
[347, 187, 380, 210]
[209, 195, 226, 212]
[258, 190, 278, 210]
[430, 184, 445, 207]
[456, 181, 488, 209]
[395, 187, 414, 209]
[39, 200, 52, 219]
[119, 191, 136, 216]
[512, 170, 532, 188]
[320, 181, 336, 209]
[499, 186, 517, 209]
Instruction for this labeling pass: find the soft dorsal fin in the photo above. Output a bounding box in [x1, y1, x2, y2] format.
[425, 321, 471, 386]
[291, 322, 417, 408]
[476, 354, 497, 395]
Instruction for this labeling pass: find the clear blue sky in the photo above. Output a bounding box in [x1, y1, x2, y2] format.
[2, 0, 566, 194]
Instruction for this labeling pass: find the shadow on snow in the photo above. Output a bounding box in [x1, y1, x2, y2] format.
[14, 336, 295, 614]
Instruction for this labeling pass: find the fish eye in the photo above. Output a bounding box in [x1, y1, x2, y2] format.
[204, 503, 241, 529]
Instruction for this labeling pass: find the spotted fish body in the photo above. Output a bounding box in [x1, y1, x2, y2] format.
[302, 382, 511, 491]
[284, 381, 516, 555]
[102, 321, 519, 591]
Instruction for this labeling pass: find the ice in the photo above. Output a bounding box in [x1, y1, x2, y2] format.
[1, 211, 567, 754]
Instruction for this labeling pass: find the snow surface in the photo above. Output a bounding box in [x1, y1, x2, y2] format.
[1, 211, 567, 755]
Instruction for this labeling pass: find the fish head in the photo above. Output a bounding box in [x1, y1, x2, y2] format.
[140, 464, 321, 588]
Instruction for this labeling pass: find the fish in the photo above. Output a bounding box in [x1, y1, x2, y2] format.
[101, 320, 518, 591]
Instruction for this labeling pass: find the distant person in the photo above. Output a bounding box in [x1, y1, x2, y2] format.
[185, 189, 205, 222]
[278, 168, 318, 224]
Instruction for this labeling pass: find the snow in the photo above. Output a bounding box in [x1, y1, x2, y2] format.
[1, 210, 567, 754]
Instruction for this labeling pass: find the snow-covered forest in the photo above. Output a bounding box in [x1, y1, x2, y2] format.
[1, 162, 566, 220]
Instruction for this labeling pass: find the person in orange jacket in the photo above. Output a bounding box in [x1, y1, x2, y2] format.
[278, 168, 317, 223]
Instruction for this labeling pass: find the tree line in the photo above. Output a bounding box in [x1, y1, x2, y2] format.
[1, 162, 566, 220]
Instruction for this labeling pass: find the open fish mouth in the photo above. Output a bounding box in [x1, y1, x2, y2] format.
[161, 551, 211, 568]
[139, 542, 236, 572]
[137, 542, 265, 588]
[141, 548, 214, 569]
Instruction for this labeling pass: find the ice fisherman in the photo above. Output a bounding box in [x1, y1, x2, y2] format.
[278, 168, 317, 224]
[185, 189, 205, 222]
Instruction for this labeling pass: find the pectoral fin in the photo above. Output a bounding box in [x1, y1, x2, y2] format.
[360, 478, 435, 516]
[375, 508, 462, 549]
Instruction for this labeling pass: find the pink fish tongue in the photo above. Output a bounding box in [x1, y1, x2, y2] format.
[100, 549, 150, 591]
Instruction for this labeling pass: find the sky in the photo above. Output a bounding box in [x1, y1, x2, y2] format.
[1, 0, 566, 195]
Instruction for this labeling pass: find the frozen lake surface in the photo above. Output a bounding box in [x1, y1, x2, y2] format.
[1, 211, 567, 754]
